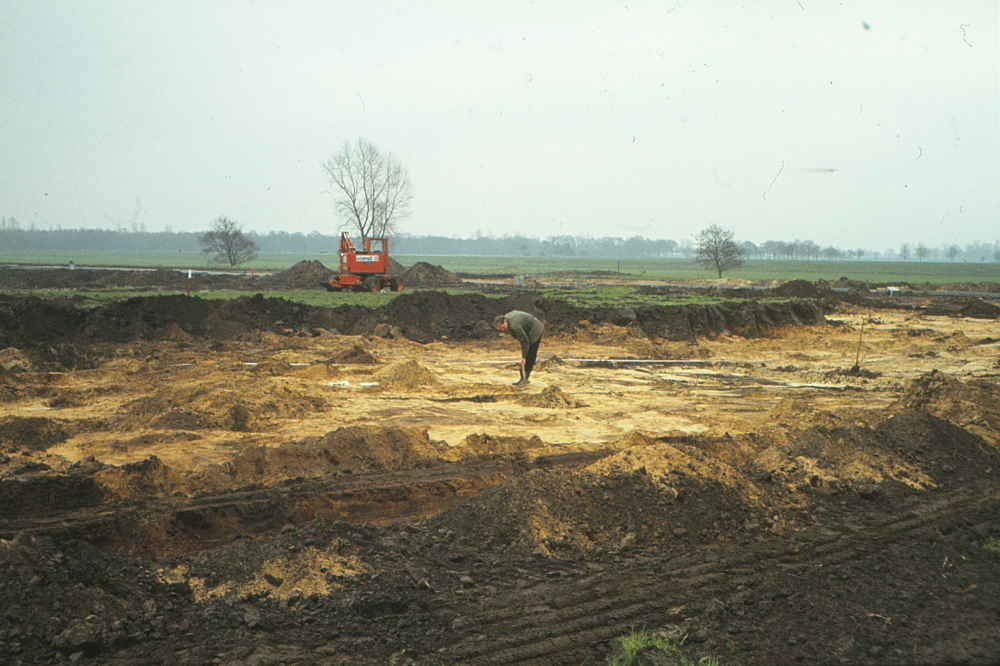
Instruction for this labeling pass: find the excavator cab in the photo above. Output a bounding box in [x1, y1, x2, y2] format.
[326, 232, 402, 293]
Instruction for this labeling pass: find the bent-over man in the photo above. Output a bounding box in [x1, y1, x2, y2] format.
[493, 310, 544, 389]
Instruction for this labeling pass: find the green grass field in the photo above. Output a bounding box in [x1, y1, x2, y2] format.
[1, 250, 997, 286]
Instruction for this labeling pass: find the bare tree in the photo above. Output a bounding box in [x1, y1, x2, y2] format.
[694, 224, 745, 278]
[945, 245, 961, 262]
[915, 243, 929, 262]
[899, 243, 911, 261]
[199, 216, 259, 266]
[322, 138, 413, 239]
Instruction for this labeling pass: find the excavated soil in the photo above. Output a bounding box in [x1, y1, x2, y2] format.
[1, 275, 999, 666]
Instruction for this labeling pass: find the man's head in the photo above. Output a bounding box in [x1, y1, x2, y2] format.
[493, 315, 508, 331]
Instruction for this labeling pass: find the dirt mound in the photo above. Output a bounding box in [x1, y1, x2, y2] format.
[517, 385, 587, 408]
[388, 256, 406, 275]
[0, 296, 88, 349]
[329, 344, 378, 364]
[890, 371, 1000, 445]
[371, 360, 439, 388]
[873, 411, 1000, 478]
[0, 458, 109, 523]
[772, 279, 828, 298]
[379, 290, 501, 342]
[427, 463, 757, 560]
[461, 432, 545, 455]
[633, 300, 826, 341]
[95, 455, 187, 501]
[309, 425, 452, 471]
[0, 416, 68, 452]
[401, 262, 462, 287]
[588, 435, 757, 497]
[0, 347, 33, 372]
[754, 409, 1000, 498]
[273, 260, 336, 287]
[959, 298, 1000, 319]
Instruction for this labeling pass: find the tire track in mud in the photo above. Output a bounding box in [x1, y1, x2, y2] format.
[439, 489, 998, 665]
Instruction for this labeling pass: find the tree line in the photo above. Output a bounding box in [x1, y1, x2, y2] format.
[3, 222, 997, 265]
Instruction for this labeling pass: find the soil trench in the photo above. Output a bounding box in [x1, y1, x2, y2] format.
[1, 284, 999, 665]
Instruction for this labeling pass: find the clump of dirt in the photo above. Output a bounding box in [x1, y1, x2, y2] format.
[831, 366, 881, 379]
[148, 408, 218, 431]
[753, 410, 1000, 499]
[890, 370, 1000, 445]
[755, 423, 925, 492]
[517, 385, 587, 408]
[773, 279, 828, 298]
[329, 344, 378, 364]
[872, 411, 1000, 478]
[830, 277, 869, 291]
[273, 260, 336, 287]
[634, 301, 827, 342]
[659, 341, 713, 359]
[534, 354, 565, 370]
[402, 262, 462, 287]
[959, 298, 1000, 319]
[461, 432, 545, 455]
[0, 375, 16, 403]
[0, 347, 32, 372]
[589, 435, 757, 498]
[308, 425, 453, 472]
[0, 297, 87, 351]
[0, 452, 108, 520]
[203, 294, 315, 341]
[427, 461, 757, 560]
[0, 416, 68, 452]
[764, 399, 882, 438]
[381, 290, 498, 342]
[95, 455, 187, 501]
[371, 360, 439, 388]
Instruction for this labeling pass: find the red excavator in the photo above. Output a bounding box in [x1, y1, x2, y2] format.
[325, 232, 403, 293]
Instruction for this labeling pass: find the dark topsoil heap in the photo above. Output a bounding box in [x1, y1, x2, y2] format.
[0, 289, 828, 363]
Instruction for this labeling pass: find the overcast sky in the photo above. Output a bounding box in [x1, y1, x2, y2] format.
[2, 1, 997, 252]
